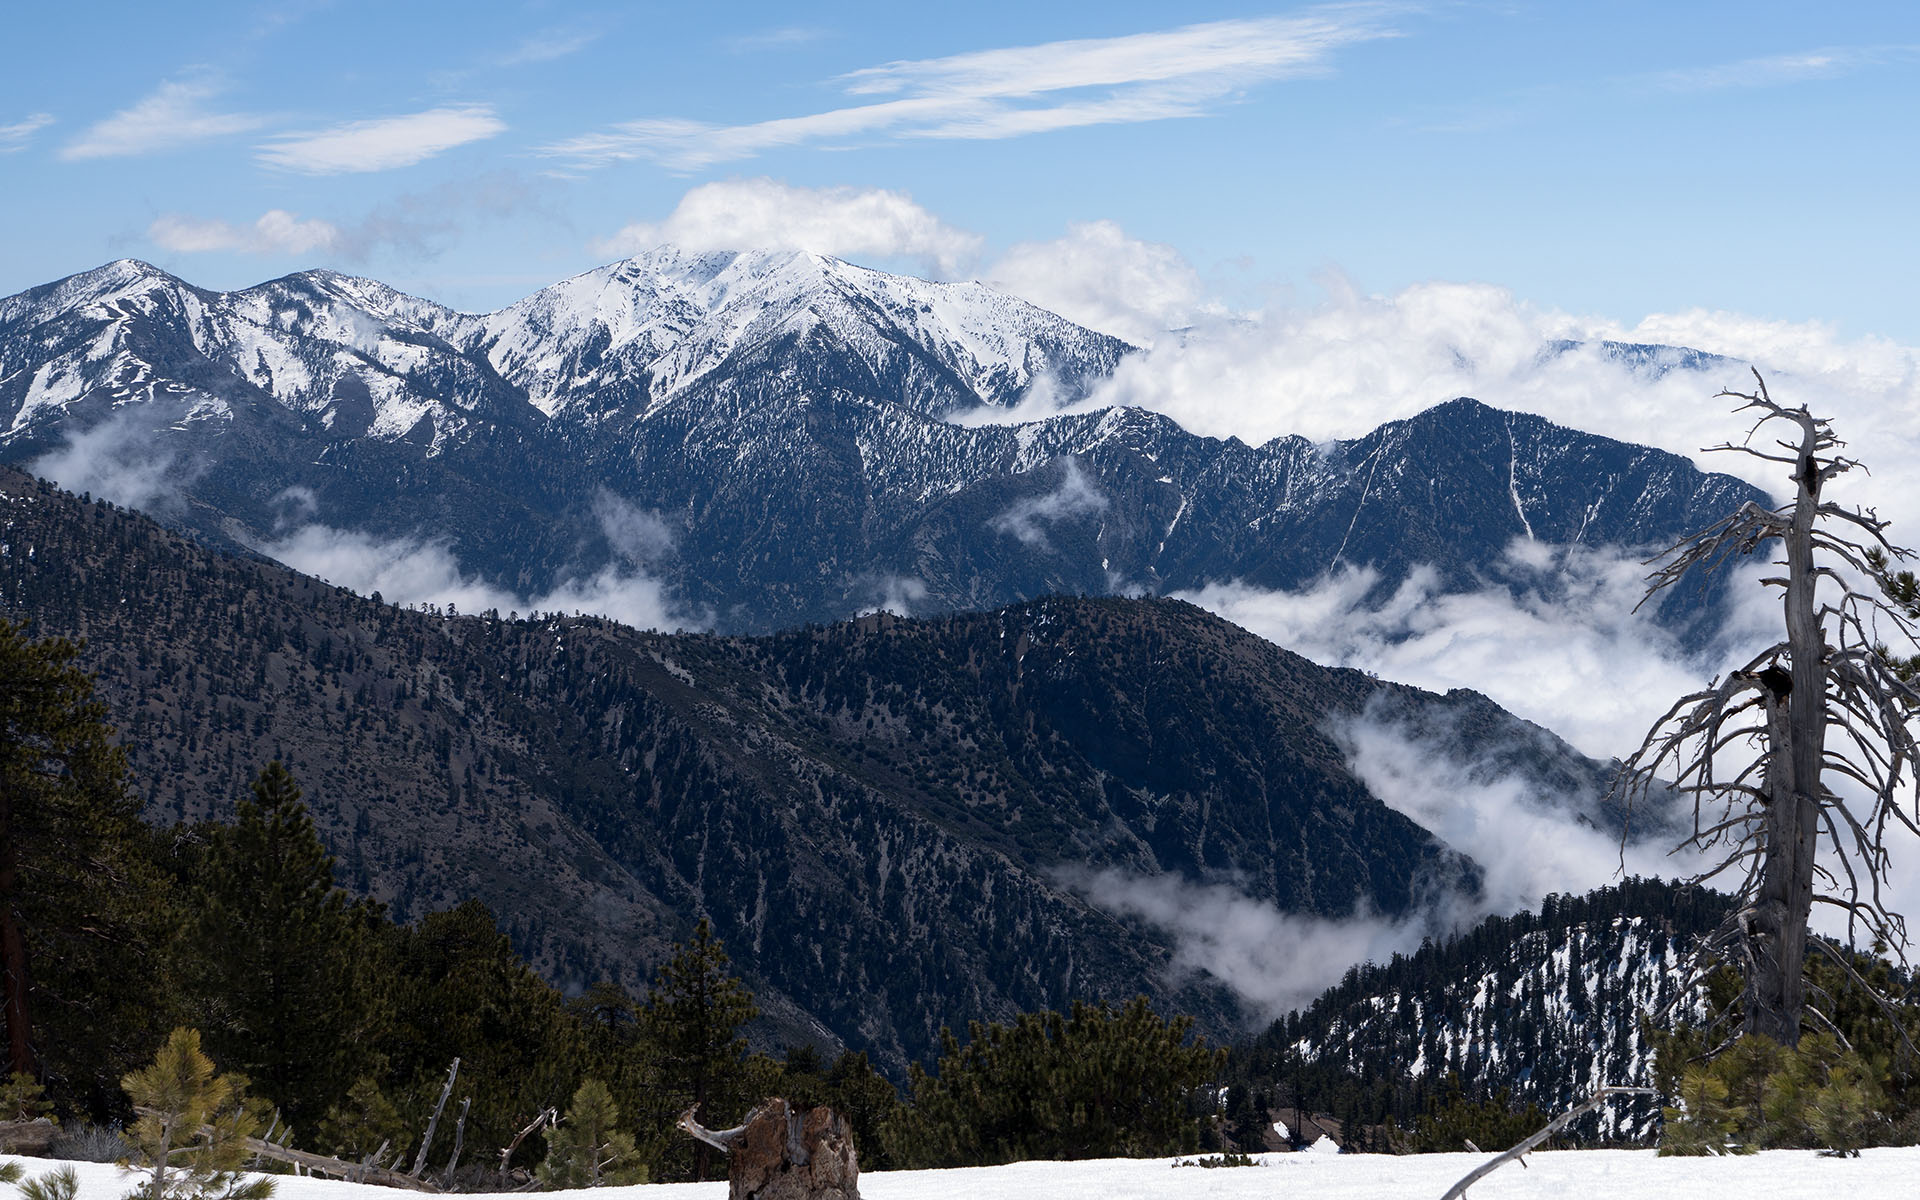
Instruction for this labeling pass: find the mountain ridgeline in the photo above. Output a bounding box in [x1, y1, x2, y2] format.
[0, 468, 1628, 1073]
[0, 252, 1766, 634]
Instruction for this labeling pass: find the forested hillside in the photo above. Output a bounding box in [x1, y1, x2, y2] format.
[0, 467, 1622, 1073]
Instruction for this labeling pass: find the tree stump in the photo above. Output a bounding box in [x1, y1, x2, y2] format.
[678, 1098, 859, 1200]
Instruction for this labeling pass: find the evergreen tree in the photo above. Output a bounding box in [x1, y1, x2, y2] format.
[643, 919, 758, 1182]
[536, 1079, 645, 1188]
[187, 763, 383, 1134]
[120, 1028, 274, 1200]
[897, 996, 1223, 1168]
[0, 620, 171, 1116]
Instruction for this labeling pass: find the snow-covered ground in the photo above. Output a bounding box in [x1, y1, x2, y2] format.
[11, 1148, 1920, 1200]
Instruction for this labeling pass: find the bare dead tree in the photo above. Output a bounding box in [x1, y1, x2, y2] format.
[1614, 370, 1920, 1045]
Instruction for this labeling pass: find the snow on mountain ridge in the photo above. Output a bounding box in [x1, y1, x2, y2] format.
[473, 244, 1134, 419]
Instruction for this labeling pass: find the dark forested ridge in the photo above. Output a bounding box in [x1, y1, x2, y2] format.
[0, 467, 1622, 1073]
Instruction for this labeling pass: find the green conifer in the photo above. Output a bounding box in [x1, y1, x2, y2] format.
[187, 763, 384, 1134]
[644, 919, 758, 1182]
[537, 1079, 645, 1188]
[120, 1028, 274, 1200]
[0, 621, 171, 1115]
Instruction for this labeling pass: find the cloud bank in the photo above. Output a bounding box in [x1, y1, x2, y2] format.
[986, 220, 1207, 345]
[149, 209, 340, 256]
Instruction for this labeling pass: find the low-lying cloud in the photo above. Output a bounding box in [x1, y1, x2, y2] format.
[1179, 541, 1776, 762]
[988, 458, 1108, 550]
[261, 489, 700, 632]
[29, 407, 206, 514]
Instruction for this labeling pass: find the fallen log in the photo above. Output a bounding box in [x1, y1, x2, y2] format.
[679, 1099, 859, 1200]
[0, 1117, 54, 1156]
[132, 1109, 440, 1193]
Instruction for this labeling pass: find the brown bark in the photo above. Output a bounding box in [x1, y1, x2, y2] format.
[680, 1099, 860, 1200]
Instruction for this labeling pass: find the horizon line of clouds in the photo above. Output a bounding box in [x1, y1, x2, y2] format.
[537, 7, 1406, 170]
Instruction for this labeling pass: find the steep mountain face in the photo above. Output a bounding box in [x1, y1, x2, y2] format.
[0, 468, 1625, 1072]
[0, 256, 1765, 633]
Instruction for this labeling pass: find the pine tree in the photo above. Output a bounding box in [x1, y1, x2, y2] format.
[537, 1079, 645, 1188]
[187, 763, 383, 1134]
[120, 1028, 274, 1200]
[0, 620, 170, 1116]
[643, 919, 758, 1182]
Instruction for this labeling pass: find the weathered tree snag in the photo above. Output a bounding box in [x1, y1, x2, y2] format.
[679, 1099, 860, 1200]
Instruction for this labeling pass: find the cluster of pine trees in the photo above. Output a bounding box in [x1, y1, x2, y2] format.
[0, 620, 1224, 1184]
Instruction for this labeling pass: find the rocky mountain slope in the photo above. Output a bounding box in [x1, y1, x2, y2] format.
[0, 467, 1632, 1072]
[0, 254, 1765, 633]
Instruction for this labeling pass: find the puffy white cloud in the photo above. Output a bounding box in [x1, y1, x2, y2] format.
[257, 105, 505, 174]
[60, 78, 263, 160]
[591, 179, 982, 277]
[986, 220, 1207, 345]
[148, 209, 339, 256]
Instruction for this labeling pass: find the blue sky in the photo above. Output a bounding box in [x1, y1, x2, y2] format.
[3, 1, 1917, 339]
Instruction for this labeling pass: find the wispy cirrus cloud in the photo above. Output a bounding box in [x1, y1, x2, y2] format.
[1648, 44, 1915, 92]
[1, 113, 54, 153]
[726, 26, 829, 54]
[148, 209, 339, 256]
[257, 105, 505, 174]
[542, 7, 1403, 169]
[60, 78, 265, 160]
[497, 26, 602, 66]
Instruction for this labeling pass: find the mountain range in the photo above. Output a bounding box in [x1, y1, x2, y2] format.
[0, 466, 1666, 1074]
[0, 251, 1766, 635]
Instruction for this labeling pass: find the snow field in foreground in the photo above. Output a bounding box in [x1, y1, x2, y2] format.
[12, 1148, 1920, 1200]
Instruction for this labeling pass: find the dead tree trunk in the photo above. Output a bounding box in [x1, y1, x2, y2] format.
[679, 1099, 859, 1200]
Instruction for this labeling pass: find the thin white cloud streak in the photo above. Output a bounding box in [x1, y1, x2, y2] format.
[258, 105, 505, 174]
[988, 457, 1108, 549]
[60, 78, 264, 160]
[986, 220, 1206, 345]
[540, 9, 1401, 168]
[593, 179, 982, 277]
[0, 113, 53, 153]
[148, 209, 339, 256]
[1649, 45, 1915, 92]
[726, 26, 827, 53]
[1179, 542, 1778, 762]
[497, 26, 601, 66]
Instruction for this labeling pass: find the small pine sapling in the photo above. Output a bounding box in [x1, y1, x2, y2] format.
[120, 1029, 274, 1200]
[538, 1080, 645, 1188]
